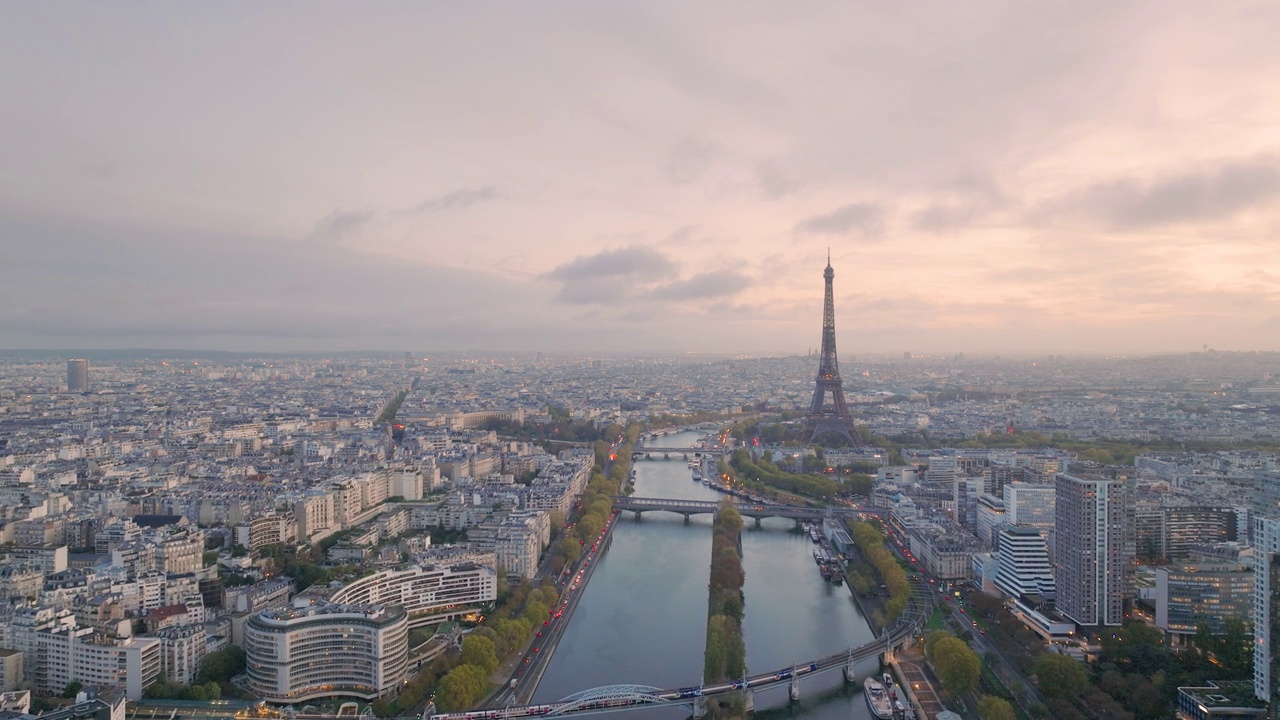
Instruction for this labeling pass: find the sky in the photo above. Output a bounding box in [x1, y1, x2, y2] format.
[2, 2, 1278, 356]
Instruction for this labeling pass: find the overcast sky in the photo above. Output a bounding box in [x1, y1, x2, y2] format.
[3, 2, 1278, 355]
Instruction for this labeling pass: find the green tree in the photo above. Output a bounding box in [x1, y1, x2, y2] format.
[979, 695, 1016, 720]
[435, 664, 487, 712]
[461, 635, 499, 675]
[1033, 653, 1089, 701]
[198, 645, 247, 684]
[932, 636, 980, 695]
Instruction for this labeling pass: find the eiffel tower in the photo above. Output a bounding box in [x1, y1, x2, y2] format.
[805, 253, 862, 445]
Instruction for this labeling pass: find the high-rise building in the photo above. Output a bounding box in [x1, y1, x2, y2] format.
[66, 359, 89, 392]
[1253, 471, 1280, 706]
[1054, 470, 1135, 627]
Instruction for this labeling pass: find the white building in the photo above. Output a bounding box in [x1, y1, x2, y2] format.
[244, 598, 408, 703]
[7, 607, 161, 700]
[329, 562, 497, 628]
[152, 624, 206, 685]
[994, 526, 1055, 602]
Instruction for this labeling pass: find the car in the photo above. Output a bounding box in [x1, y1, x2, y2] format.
[536, 631, 542, 637]
[533, 647, 540, 653]
[960, 608, 966, 613]
[544, 620, 549, 625]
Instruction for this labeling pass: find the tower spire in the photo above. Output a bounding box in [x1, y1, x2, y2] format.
[804, 257, 860, 446]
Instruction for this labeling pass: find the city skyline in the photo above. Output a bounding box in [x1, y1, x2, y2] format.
[3, 3, 1279, 354]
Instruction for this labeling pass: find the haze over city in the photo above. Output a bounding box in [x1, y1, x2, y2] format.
[3, 2, 1278, 354]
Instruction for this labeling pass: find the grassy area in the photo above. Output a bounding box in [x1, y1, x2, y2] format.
[925, 609, 947, 631]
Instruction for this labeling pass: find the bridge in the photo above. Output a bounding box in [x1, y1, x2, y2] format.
[612, 496, 862, 523]
[630, 445, 723, 459]
[430, 577, 932, 720]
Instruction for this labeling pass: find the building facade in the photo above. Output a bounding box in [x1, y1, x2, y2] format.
[244, 599, 408, 704]
[994, 526, 1055, 604]
[328, 562, 497, 628]
[1154, 562, 1252, 637]
[1054, 471, 1135, 627]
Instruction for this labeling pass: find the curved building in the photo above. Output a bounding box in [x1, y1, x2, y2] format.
[330, 562, 497, 629]
[245, 598, 408, 703]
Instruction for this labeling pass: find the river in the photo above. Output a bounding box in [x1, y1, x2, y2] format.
[533, 431, 882, 719]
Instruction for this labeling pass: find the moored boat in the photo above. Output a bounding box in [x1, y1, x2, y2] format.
[863, 677, 893, 719]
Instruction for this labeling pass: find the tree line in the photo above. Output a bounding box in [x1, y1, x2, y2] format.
[728, 450, 843, 500]
[847, 521, 911, 624]
[703, 499, 747, 719]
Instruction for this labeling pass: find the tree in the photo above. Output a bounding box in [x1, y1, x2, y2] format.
[1033, 653, 1089, 701]
[435, 664, 487, 712]
[198, 645, 246, 684]
[979, 695, 1016, 720]
[461, 635, 499, 675]
[934, 638, 980, 695]
[61, 680, 83, 698]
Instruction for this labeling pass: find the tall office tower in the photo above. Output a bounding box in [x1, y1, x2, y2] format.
[1253, 471, 1280, 706]
[66, 359, 89, 392]
[1054, 470, 1136, 627]
[803, 253, 861, 445]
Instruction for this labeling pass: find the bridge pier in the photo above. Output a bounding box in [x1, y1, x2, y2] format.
[683, 513, 691, 524]
[744, 689, 754, 713]
[789, 674, 800, 702]
[754, 517, 762, 528]
[632, 511, 643, 520]
[692, 695, 708, 719]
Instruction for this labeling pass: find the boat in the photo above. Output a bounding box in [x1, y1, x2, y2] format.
[809, 527, 820, 543]
[692, 472, 703, 482]
[863, 678, 893, 719]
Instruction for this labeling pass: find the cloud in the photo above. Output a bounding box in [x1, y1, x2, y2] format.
[545, 246, 678, 304]
[662, 137, 718, 184]
[911, 204, 977, 233]
[793, 203, 886, 237]
[405, 185, 502, 214]
[756, 159, 801, 200]
[308, 208, 375, 243]
[545, 246, 676, 281]
[1051, 156, 1280, 229]
[650, 270, 749, 301]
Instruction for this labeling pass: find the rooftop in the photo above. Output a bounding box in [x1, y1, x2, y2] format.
[1178, 681, 1268, 711]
